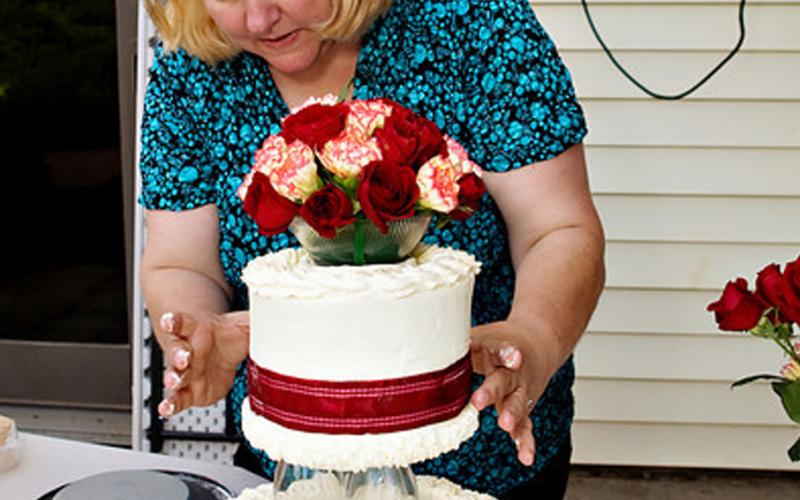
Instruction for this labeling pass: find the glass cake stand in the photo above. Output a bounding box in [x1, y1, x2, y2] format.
[274, 460, 418, 499]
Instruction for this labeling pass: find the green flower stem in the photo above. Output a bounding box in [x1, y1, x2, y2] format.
[763, 329, 800, 363]
[353, 218, 365, 266]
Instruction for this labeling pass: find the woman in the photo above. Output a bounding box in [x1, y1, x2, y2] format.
[139, 0, 605, 498]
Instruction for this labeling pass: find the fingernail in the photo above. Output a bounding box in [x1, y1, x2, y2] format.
[173, 348, 190, 370]
[513, 438, 521, 449]
[158, 399, 175, 417]
[501, 411, 515, 431]
[160, 312, 175, 333]
[473, 391, 487, 409]
[499, 346, 521, 369]
[164, 371, 182, 390]
[523, 450, 534, 466]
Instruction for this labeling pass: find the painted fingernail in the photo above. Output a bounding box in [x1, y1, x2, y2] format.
[513, 438, 521, 449]
[160, 312, 175, 333]
[158, 399, 175, 417]
[164, 371, 182, 390]
[173, 348, 190, 370]
[499, 346, 521, 368]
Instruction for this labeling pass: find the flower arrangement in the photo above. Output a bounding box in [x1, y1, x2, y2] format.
[707, 255, 800, 461]
[238, 95, 485, 264]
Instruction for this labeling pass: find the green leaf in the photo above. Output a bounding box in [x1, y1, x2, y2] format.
[771, 381, 800, 424]
[731, 374, 786, 388]
[789, 435, 800, 462]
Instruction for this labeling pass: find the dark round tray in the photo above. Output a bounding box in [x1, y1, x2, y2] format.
[36, 469, 233, 500]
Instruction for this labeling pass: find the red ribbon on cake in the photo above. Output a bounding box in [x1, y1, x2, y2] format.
[247, 355, 473, 434]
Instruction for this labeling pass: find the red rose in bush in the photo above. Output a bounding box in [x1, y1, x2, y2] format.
[449, 173, 486, 221]
[707, 278, 767, 331]
[298, 184, 356, 239]
[374, 105, 446, 170]
[282, 103, 349, 149]
[357, 161, 419, 233]
[243, 172, 298, 236]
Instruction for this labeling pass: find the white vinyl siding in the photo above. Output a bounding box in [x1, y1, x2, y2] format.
[532, 0, 800, 469]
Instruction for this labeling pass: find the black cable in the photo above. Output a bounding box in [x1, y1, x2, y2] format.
[580, 0, 747, 100]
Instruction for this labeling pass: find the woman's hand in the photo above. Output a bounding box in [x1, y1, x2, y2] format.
[155, 310, 250, 417]
[470, 318, 560, 467]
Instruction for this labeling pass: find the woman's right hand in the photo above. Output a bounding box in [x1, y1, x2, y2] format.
[155, 310, 250, 417]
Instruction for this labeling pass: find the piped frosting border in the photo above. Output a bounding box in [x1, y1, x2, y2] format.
[241, 245, 480, 299]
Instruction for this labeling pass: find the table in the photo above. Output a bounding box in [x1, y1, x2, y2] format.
[1, 433, 267, 499]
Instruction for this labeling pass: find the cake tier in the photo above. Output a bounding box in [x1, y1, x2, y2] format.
[236, 474, 496, 500]
[241, 246, 480, 381]
[241, 245, 481, 469]
[242, 397, 479, 471]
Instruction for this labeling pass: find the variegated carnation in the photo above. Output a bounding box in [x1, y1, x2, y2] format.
[445, 136, 482, 178]
[318, 133, 383, 179]
[346, 99, 393, 138]
[289, 93, 339, 114]
[246, 135, 319, 203]
[416, 154, 460, 213]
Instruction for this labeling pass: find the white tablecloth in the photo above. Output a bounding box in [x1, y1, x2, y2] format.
[1, 433, 266, 499]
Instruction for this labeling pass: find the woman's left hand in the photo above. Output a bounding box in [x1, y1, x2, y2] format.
[470, 319, 559, 467]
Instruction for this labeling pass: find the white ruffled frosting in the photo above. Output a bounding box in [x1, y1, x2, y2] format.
[242, 400, 479, 472]
[236, 475, 496, 500]
[241, 245, 480, 300]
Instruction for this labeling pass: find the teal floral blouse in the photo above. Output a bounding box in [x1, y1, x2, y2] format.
[139, 0, 587, 496]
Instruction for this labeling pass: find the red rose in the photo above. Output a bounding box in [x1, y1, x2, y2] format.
[779, 258, 800, 323]
[449, 173, 486, 221]
[374, 104, 446, 170]
[756, 264, 791, 323]
[243, 172, 298, 235]
[281, 103, 349, 149]
[357, 161, 420, 233]
[298, 184, 355, 238]
[707, 278, 767, 331]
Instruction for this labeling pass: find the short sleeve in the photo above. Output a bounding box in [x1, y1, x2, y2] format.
[138, 47, 218, 210]
[459, 0, 587, 172]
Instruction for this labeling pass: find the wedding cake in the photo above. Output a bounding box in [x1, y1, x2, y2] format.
[238, 244, 496, 499]
[240, 245, 480, 471]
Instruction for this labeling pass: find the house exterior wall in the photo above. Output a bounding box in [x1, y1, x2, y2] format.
[533, 0, 800, 469]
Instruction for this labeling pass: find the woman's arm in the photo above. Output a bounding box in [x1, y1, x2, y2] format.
[141, 205, 249, 416]
[142, 206, 231, 318]
[470, 142, 606, 465]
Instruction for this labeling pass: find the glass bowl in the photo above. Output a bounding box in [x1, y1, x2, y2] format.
[289, 214, 431, 266]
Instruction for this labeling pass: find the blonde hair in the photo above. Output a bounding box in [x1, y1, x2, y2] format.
[145, 0, 393, 65]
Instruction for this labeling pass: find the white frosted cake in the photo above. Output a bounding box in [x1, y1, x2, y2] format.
[240, 245, 481, 472]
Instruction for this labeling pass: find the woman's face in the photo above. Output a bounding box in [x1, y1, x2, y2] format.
[204, 0, 334, 75]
